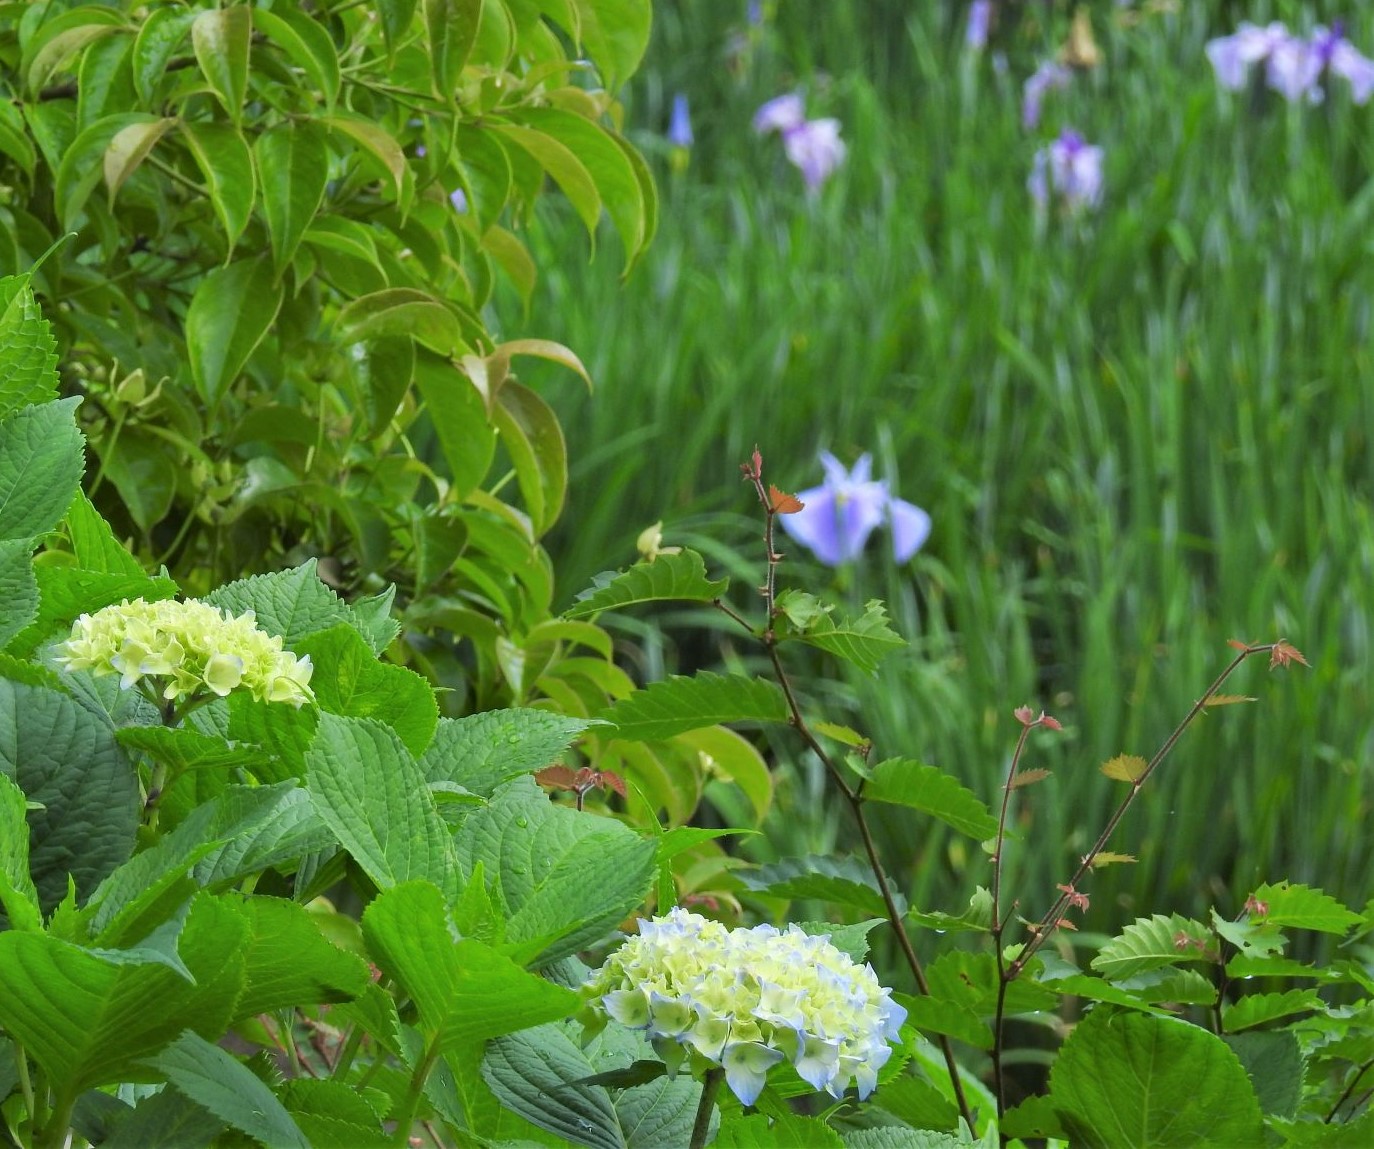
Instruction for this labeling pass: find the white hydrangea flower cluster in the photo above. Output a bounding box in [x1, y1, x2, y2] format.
[584, 908, 907, 1106]
[54, 598, 315, 707]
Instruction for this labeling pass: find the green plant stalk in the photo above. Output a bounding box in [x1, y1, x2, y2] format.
[739, 455, 975, 1129]
[13, 1042, 35, 1139]
[689, 1066, 724, 1149]
[390, 1036, 442, 1148]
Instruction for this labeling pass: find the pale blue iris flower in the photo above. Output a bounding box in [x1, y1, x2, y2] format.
[754, 94, 847, 192]
[1207, 20, 1374, 105]
[1029, 129, 1104, 214]
[966, 1, 992, 51]
[668, 93, 694, 148]
[781, 452, 932, 566]
[1022, 60, 1072, 129]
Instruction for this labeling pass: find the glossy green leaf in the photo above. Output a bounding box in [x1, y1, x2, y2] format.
[490, 121, 602, 235]
[599, 672, 788, 742]
[255, 121, 329, 274]
[362, 881, 581, 1048]
[862, 759, 998, 839]
[252, 7, 341, 111]
[148, 1030, 309, 1148]
[93, 427, 177, 534]
[376, 0, 420, 58]
[306, 713, 458, 896]
[673, 724, 773, 823]
[76, 27, 135, 131]
[104, 116, 174, 204]
[131, 7, 197, 104]
[54, 112, 155, 228]
[493, 379, 567, 536]
[1050, 1010, 1264, 1147]
[336, 288, 468, 356]
[179, 121, 255, 249]
[454, 775, 655, 964]
[412, 352, 496, 497]
[571, 0, 651, 89]
[24, 8, 125, 95]
[565, 551, 728, 619]
[185, 257, 283, 405]
[296, 624, 437, 756]
[0, 893, 247, 1097]
[191, 6, 252, 124]
[322, 114, 407, 201]
[425, 0, 482, 99]
[0, 101, 36, 176]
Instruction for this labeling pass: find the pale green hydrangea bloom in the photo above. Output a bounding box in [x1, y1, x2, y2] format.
[54, 598, 314, 707]
[583, 907, 906, 1106]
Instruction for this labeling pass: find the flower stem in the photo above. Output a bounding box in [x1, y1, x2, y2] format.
[690, 1067, 724, 1149]
[390, 1037, 441, 1147]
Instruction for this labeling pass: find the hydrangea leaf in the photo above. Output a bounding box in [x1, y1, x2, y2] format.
[296, 624, 437, 756]
[62, 491, 144, 577]
[565, 551, 728, 619]
[421, 708, 606, 797]
[454, 775, 655, 965]
[1221, 1030, 1303, 1118]
[599, 672, 788, 742]
[361, 881, 580, 1049]
[0, 772, 41, 931]
[0, 892, 248, 1098]
[0, 675, 138, 911]
[145, 1030, 308, 1148]
[739, 855, 900, 919]
[0, 275, 59, 418]
[863, 759, 998, 840]
[306, 713, 458, 898]
[8, 566, 178, 657]
[206, 559, 379, 650]
[0, 539, 38, 651]
[1049, 1009, 1264, 1147]
[0, 396, 85, 544]
[615, 1073, 707, 1149]
[715, 1112, 841, 1148]
[481, 1023, 625, 1149]
[100, 1087, 225, 1149]
[281, 1078, 387, 1149]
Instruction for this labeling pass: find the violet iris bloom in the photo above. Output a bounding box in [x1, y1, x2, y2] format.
[755, 94, 846, 192]
[753, 92, 806, 135]
[1022, 61, 1073, 129]
[1207, 21, 1374, 105]
[967, 1, 992, 51]
[1029, 128, 1104, 214]
[1315, 24, 1374, 104]
[668, 93, 694, 148]
[781, 453, 932, 567]
[1205, 22, 1289, 90]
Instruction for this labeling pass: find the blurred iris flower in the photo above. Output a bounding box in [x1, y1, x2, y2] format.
[668, 93, 694, 148]
[1207, 21, 1374, 105]
[754, 94, 846, 192]
[1022, 61, 1072, 129]
[781, 452, 931, 566]
[967, 1, 993, 51]
[1029, 128, 1104, 214]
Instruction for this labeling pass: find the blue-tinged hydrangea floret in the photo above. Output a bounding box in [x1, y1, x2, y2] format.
[54, 598, 314, 707]
[583, 908, 906, 1106]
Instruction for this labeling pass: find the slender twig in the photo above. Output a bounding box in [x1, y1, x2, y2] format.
[1326, 1057, 1374, 1123]
[1006, 642, 1283, 981]
[738, 450, 975, 1129]
[690, 1066, 724, 1149]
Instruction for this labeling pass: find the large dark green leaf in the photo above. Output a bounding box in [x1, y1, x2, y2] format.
[0, 396, 84, 544]
[0, 276, 59, 416]
[184, 257, 283, 406]
[424, 0, 482, 99]
[131, 7, 197, 103]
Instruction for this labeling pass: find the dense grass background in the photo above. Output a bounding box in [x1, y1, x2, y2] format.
[503, 0, 1374, 939]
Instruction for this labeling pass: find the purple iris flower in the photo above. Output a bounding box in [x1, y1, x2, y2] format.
[1207, 21, 1374, 105]
[755, 94, 846, 192]
[1022, 61, 1073, 129]
[668, 93, 694, 148]
[967, 1, 993, 51]
[753, 92, 806, 135]
[1316, 24, 1374, 104]
[1205, 22, 1289, 90]
[1029, 128, 1103, 214]
[781, 453, 932, 567]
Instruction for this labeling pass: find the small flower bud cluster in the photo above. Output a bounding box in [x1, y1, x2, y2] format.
[54, 598, 314, 707]
[583, 908, 906, 1106]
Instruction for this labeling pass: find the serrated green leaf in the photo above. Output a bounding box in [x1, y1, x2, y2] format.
[908, 886, 994, 934]
[306, 713, 458, 898]
[863, 759, 997, 839]
[363, 881, 580, 1049]
[1222, 989, 1324, 1032]
[206, 559, 374, 649]
[1252, 882, 1363, 935]
[1050, 1009, 1264, 1147]
[296, 624, 437, 756]
[281, 1078, 387, 1148]
[0, 772, 41, 931]
[1091, 914, 1214, 979]
[0, 675, 138, 911]
[179, 121, 255, 249]
[0, 276, 59, 416]
[256, 121, 329, 275]
[481, 1023, 624, 1149]
[565, 551, 728, 619]
[0, 893, 247, 1097]
[785, 597, 906, 674]
[0, 396, 85, 543]
[454, 775, 655, 965]
[599, 672, 788, 742]
[101, 1087, 225, 1149]
[191, 6, 251, 124]
[616, 1072, 706, 1149]
[148, 1030, 308, 1148]
[422, 708, 604, 797]
[63, 491, 143, 577]
[739, 855, 900, 919]
[232, 895, 370, 1018]
[185, 257, 282, 405]
[0, 539, 38, 650]
[716, 1111, 841, 1148]
[9, 566, 176, 657]
[115, 725, 265, 776]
